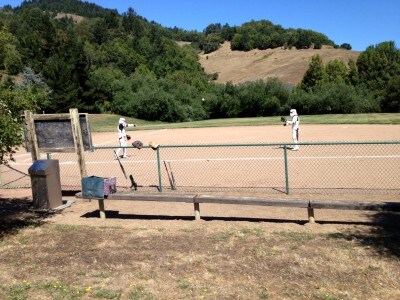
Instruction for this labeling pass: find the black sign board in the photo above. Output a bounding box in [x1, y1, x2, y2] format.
[25, 113, 93, 152]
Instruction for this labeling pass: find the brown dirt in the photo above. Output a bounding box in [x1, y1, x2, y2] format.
[1, 124, 399, 299]
[200, 41, 360, 85]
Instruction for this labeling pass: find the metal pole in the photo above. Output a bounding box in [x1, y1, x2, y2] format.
[284, 145, 289, 194]
[156, 147, 162, 192]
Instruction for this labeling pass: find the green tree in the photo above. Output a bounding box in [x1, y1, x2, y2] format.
[84, 67, 127, 112]
[325, 60, 348, 83]
[300, 54, 326, 90]
[0, 29, 15, 67]
[357, 41, 400, 112]
[347, 59, 359, 85]
[0, 85, 39, 163]
[201, 33, 223, 54]
[381, 75, 400, 112]
[340, 43, 352, 50]
[3, 44, 23, 74]
[15, 8, 57, 70]
[290, 82, 378, 114]
[357, 41, 400, 95]
[17, 67, 52, 109]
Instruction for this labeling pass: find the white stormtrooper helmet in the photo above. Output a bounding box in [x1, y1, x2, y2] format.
[119, 118, 125, 123]
[289, 109, 297, 117]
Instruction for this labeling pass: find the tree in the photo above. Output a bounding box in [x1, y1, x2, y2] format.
[204, 23, 222, 35]
[0, 28, 19, 69]
[17, 67, 52, 109]
[381, 75, 400, 112]
[340, 43, 352, 50]
[357, 41, 400, 95]
[15, 8, 57, 70]
[4, 44, 23, 74]
[201, 33, 223, 54]
[300, 54, 326, 90]
[347, 59, 359, 86]
[325, 60, 348, 83]
[0, 85, 39, 163]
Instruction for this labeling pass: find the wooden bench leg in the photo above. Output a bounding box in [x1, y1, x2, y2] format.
[98, 199, 106, 219]
[307, 208, 315, 223]
[194, 203, 201, 220]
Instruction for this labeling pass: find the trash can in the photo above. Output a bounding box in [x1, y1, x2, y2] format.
[28, 159, 62, 209]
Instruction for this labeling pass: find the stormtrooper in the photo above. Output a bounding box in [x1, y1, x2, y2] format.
[115, 118, 136, 158]
[285, 109, 300, 151]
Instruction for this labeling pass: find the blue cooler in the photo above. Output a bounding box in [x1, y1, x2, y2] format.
[81, 176, 116, 199]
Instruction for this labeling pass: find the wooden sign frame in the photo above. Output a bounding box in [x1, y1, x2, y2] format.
[24, 108, 89, 178]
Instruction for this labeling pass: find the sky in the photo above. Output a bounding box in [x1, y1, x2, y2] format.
[2, 0, 400, 51]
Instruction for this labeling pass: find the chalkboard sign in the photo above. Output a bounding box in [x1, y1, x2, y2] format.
[25, 113, 93, 152]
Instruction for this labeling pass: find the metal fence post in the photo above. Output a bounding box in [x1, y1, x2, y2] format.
[156, 147, 162, 192]
[284, 145, 289, 194]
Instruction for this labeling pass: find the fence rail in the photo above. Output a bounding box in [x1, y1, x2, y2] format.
[1, 141, 399, 195]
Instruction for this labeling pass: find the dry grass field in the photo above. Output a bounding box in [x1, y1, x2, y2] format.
[1, 125, 400, 299]
[200, 41, 360, 85]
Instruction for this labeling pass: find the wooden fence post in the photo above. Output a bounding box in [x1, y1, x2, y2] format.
[69, 108, 87, 179]
[24, 110, 40, 162]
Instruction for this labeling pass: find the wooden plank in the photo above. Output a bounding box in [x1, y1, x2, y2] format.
[70, 109, 87, 179]
[307, 208, 315, 223]
[32, 113, 71, 120]
[310, 200, 400, 211]
[194, 203, 201, 220]
[98, 199, 106, 219]
[194, 195, 309, 208]
[107, 192, 196, 203]
[39, 147, 76, 153]
[24, 110, 40, 162]
[75, 191, 400, 213]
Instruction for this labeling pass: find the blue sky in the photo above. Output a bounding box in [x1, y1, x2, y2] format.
[3, 0, 399, 51]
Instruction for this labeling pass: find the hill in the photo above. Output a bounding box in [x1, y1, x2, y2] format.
[199, 41, 360, 85]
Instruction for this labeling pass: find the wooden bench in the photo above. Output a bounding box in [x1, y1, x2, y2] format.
[75, 192, 400, 222]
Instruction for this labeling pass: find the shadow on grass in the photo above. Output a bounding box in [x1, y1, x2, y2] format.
[0, 197, 50, 239]
[324, 212, 400, 258]
[363, 212, 400, 257]
[81, 210, 383, 226]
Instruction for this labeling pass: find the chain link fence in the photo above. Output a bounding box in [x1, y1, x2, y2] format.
[1, 141, 399, 195]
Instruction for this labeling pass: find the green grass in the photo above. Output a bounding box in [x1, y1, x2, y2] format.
[89, 113, 400, 132]
[94, 288, 122, 299]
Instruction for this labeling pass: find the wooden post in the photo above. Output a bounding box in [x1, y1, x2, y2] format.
[69, 109, 87, 178]
[24, 110, 40, 162]
[98, 200, 106, 219]
[307, 208, 315, 223]
[70, 109, 91, 203]
[194, 202, 201, 220]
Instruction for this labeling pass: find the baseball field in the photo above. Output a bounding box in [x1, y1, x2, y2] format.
[1, 123, 400, 299]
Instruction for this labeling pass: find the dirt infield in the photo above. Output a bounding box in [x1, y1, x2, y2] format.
[1, 124, 400, 299]
[91, 124, 400, 145]
[2, 124, 400, 194]
[2, 123, 400, 212]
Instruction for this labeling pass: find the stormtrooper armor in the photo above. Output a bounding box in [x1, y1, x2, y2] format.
[286, 109, 300, 150]
[115, 118, 129, 158]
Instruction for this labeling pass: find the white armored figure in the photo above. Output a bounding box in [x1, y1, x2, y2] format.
[115, 118, 136, 158]
[285, 109, 300, 151]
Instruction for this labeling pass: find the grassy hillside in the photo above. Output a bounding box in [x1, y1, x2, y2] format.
[199, 42, 360, 85]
